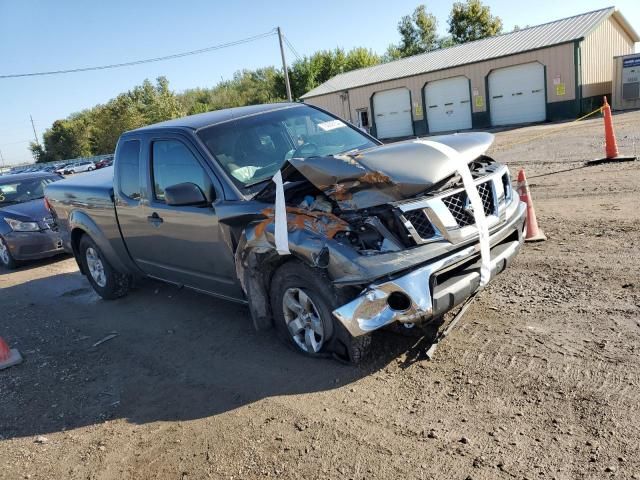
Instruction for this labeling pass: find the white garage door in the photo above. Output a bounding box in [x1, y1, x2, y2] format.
[489, 62, 546, 126]
[373, 88, 413, 139]
[424, 76, 472, 133]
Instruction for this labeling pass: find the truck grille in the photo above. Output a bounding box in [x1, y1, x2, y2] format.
[403, 210, 436, 239]
[402, 180, 497, 240]
[441, 180, 495, 227]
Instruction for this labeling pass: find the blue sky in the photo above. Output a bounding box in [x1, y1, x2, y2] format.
[1, 0, 638, 165]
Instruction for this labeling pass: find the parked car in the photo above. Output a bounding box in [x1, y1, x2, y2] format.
[94, 156, 114, 169]
[65, 160, 96, 174]
[0, 172, 65, 269]
[46, 103, 526, 363]
[55, 163, 73, 175]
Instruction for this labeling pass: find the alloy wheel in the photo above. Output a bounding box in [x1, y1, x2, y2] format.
[282, 288, 325, 353]
[86, 247, 107, 287]
[0, 239, 10, 265]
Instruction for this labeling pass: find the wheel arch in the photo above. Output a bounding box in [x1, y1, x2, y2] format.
[68, 210, 132, 276]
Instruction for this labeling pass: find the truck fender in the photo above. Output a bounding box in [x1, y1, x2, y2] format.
[68, 209, 131, 275]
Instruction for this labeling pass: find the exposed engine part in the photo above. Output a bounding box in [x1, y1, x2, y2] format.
[363, 216, 402, 252]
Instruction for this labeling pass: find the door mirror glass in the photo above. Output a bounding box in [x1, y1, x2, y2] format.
[164, 182, 208, 207]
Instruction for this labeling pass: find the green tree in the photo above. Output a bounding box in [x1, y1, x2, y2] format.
[35, 47, 381, 159]
[288, 47, 381, 99]
[344, 47, 381, 71]
[40, 116, 92, 161]
[29, 142, 48, 163]
[448, 0, 503, 44]
[385, 5, 439, 59]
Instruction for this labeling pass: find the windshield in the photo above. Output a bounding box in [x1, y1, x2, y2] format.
[0, 177, 57, 206]
[197, 104, 377, 187]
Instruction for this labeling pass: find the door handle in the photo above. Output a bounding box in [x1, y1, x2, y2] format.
[147, 212, 163, 225]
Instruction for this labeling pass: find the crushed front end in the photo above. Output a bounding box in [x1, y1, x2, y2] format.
[236, 133, 526, 337]
[332, 167, 525, 335]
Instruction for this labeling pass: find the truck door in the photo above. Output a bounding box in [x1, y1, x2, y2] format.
[116, 134, 243, 301]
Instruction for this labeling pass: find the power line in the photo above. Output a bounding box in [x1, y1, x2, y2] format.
[0, 30, 277, 79]
[282, 35, 343, 99]
[283, 35, 302, 61]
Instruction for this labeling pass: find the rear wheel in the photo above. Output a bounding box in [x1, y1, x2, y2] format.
[78, 235, 131, 300]
[0, 236, 17, 270]
[270, 261, 371, 363]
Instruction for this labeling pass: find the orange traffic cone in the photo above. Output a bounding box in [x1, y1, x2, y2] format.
[587, 97, 636, 165]
[0, 336, 23, 370]
[516, 169, 546, 242]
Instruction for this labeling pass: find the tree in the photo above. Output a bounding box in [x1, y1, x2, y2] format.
[287, 47, 381, 99]
[448, 0, 503, 44]
[345, 47, 381, 72]
[385, 5, 439, 59]
[34, 46, 381, 159]
[29, 142, 47, 163]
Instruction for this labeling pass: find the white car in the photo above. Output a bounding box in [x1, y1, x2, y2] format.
[66, 161, 95, 174]
[54, 164, 70, 175]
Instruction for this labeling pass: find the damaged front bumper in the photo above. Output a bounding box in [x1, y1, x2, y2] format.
[333, 199, 526, 337]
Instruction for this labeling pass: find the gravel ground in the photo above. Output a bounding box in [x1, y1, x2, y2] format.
[1, 110, 639, 480]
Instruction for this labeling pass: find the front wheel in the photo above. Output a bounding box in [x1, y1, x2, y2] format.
[0, 236, 17, 270]
[270, 261, 371, 363]
[78, 235, 131, 300]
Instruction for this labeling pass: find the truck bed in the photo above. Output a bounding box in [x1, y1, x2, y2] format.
[46, 167, 115, 204]
[45, 167, 124, 265]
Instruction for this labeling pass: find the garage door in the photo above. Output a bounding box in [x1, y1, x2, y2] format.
[424, 76, 472, 133]
[373, 88, 413, 139]
[488, 62, 546, 126]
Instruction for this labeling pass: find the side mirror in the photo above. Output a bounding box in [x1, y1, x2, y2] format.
[164, 182, 208, 207]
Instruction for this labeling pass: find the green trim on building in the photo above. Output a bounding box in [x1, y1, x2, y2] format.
[547, 100, 579, 120]
[581, 94, 610, 114]
[574, 41, 583, 114]
[471, 111, 491, 129]
[413, 120, 427, 136]
[368, 95, 377, 138]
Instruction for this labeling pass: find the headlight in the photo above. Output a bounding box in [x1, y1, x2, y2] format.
[4, 218, 41, 232]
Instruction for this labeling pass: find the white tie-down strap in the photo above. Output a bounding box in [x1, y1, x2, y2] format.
[272, 170, 291, 255]
[416, 140, 491, 288]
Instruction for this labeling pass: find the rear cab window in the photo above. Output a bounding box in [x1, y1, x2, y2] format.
[117, 140, 141, 200]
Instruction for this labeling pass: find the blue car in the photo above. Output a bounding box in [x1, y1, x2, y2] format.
[0, 172, 65, 269]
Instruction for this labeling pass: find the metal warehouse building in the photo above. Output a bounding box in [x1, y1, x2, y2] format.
[301, 7, 639, 140]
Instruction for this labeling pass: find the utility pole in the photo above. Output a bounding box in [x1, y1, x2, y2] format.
[30, 114, 40, 146]
[0, 149, 5, 168]
[277, 27, 292, 102]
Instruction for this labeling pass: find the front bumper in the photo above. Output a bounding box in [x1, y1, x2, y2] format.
[333, 200, 526, 337]
[4, 229, 65, 261]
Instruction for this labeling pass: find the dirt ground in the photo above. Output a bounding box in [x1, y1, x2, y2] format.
[1, 110, 639, 480]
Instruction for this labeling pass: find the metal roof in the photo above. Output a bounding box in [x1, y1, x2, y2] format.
[302, 7, 639, 99]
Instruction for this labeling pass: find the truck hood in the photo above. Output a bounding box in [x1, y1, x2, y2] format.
[285, 132, 494, 210]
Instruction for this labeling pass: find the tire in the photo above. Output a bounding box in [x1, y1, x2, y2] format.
[0, 236, 18, 270]
[78, 235, 131, 300]
[270, 260, 371, 364]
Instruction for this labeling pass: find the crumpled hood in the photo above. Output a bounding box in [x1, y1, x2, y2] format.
[0, 198, 49, 222]
[287, 132, 494, 210]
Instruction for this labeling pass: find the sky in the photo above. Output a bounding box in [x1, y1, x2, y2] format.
[1, 0, 638, 165]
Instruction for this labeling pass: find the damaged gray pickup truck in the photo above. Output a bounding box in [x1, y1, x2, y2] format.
[45, 103, 526, 363]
